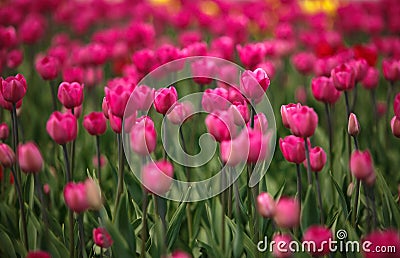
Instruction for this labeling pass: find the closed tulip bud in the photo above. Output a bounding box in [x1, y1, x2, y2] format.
[0, 74, 27, 103]
[43, 184, 50, 194]
[303, 226, 333, 256]
[108, 110, 122, 134]
[220, 129, 249, 166]
[311, 76, 341, 104]
[280, 103, 297, 129]
[167, 101, 194, 125]
[142, 160, 174, 195]
[279, 135, 306, 164]
[240, 68, 270, 103]
[382, 59, 400, 83]
[105, 84, 133, 117]
[130, 116, 157, 155]
[93, 227, 113, 248]
[46, 111, 77, 145]
[247, 129, 270, 164]
[251, 113, 268, 134]
[131, 85, 155, 111]
[349, 58, 368, 82]
[272, 234, 292, 258]
[394, 93, 400, 119]
[35, 56, 59, 81]
[362, 230, 400, 258]
[85, 178, 102, 210]
[237, 43, 265, 70]
[229, 102, 249, 126]
[362, 67, 379, 90]
[154, 87, 178, 115]
[350, 150, 374, 181]
[257, 192, 276, 218]
[274, 197, 300, 228]
[83, 112, 107, 136]
[63, 182, 89, 213]
[26, 251, 51, 258]
[58, 82, 84, 109]
[348, 113, 360, 136]
[286, 104, 318, 138]
[391, 116, 400, 138]
[102, 97, 109, 119]
[304, 146, 326, 172]
[171, 250, 191, 258]
[191, 59, 216, 85]
[205, 111, 236, 142]
[0, 123, 9, 140]
[202, 88, 229, 113]
[0, 143, 15, 168]
[331, 63, 356, 91]
[17, 142, 43, 174]
[62, 66, 84, 83]
[132, 49, 158, 74]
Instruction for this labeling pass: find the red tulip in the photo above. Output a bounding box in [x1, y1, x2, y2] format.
[46, 111, 77, 145]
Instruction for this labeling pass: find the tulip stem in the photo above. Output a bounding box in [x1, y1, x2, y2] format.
[34, 174, 49, 233]
[371, 90, 378, 133]
[344, 91, 351, 118]
[78, 214, 87, 258]
[62, 144, 74, 258]
[153, 195, 167, 255]
[11, 103, 21, 184]
[49, 80, 58, 111]
[296, 164, 302, 208]
[141, 190, 148, 258]
[96, 136, 102, 188]
[70, 109, 76, 178]
[114, 133, 124, 217]
[304, 138, 312, 185]
[352, 179, 361, 228]
[315, 173, 324, 223]
[10, 167, 28, 251]
[324, 104, 333, 175]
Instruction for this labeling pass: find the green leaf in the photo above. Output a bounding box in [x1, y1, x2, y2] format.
[301, 185, 320, 231]
[330, 175, 349, 218]
[105, 221, 134, 258]
[115, 193, 136, 254]
[0, 229, 18, 258]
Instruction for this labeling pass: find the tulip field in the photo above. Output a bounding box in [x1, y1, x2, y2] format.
[1, 0, 400, 257]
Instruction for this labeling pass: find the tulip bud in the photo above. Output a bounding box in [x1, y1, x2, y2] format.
[142, 160, 174, 195]
[0, 123, 9, 140]
[85, 178, 102, 210]
[43, 184, 50, 195]
[202, 88, 229, 113]
[272, 234, 292, 258]
[274, 197, 300, 228]
[83, 112, 107, 136]
[154, 87, 178, 115]
[256, 192, 276, 218]
[17, 142, 43, 174]
[35, 56, 59, 81]
[167, 101, 194, 125]
[362, 230, 400, 258]
[240, 68, 270, 103]
[348, 113, 360, 136]
[280, 103, 296, 129]
[279, 135, 306, 164]
[105, 84, 133, 117]
[331, 63, 356, 91]
[0, 74, 27, 103]
[302, 226, 333, 256]
[350, 150, 375, 181]
[391, 116, 400, 138]
[58, 82, 84, 109]
[93, 227, 113, 248]
[102, 97, 109, 119]
[0, 143, 15, 168]
[63, 182, 89, 213]
[108, 110, 122, 134]
[46, 111, 77, 145]
[130, 116, 157, 156]
[304, 146, 326, 172]
[286, 104, 318, 138]
[205, 111, 236, 142]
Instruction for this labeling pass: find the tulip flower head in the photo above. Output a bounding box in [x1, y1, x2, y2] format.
[0, 74, 27, 103]
[93, 227, 113, 249]
[63, 182, 89, 213]
[17, 142, 43, 174]
[279, 135, 306, 164]
[256, 192, 276, 218]
[58, 81, 84, 109]
[83, 112, 107, 136]
[274, 197, 300, 228]
[46, 111, 77, 145]
[350, 150, 375, 184]
[302, 226, 333, 256]
[142, 160, 174, 195]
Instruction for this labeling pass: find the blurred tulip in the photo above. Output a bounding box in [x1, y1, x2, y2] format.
[131, 85, 155, 111]
[205, 111, 236, 142]
[0, 123, 9, 140]
[349, 58, 368, 82]
[130, 116, 157, 156]
[394, 93, 400, 119]
[0, 74, 27, 103]
[331, 63, 356, 91]
[202, 87, 229, 113]
[6, 49, 23, 69]
[19, 14, 45, 44]
[171, 250, 191, 258]
[191, 59, 216, 86]
[272, 234, 292, 258]
[0, 143, 15, 168]
[382, 58, 400, 83]
[83, 112, 107, 136]
[167, 101, 194, 125]
[257, 192, 275, 218]
[63, 66, 84, 84]
[142, 160, 174, 194]
[348, 113, 360, 136]
[302, 226, 333, 256]
[311, 76, 341, 104]
[46, 111, 77, 145]
[93, 227, 113, 248]
[237, 43, 265, 70]
[350, 150, 375, 182]
[362, 230, 400, 258]
[240, 68, 270, 102]
[291, 52, 316, 75]
[220, 129, 249, 166]
[35, 56, 59, 81]
[361, 67, 379, 90]
[26, 251, 51, 258]
[17, 142, 43, 174]
[85, 178, 102, 210]
[391, 116, 400, 138]
[274, 197, 300, 228]
[63, 182, 89, 213]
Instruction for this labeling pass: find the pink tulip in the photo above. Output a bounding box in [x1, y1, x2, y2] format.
[361, 67, 379, 90]
[46, 111, 77, 145]
[302, 226, 333, 256]
[191, 59, 216, 85]
[382, 58, 400, 83]
[279, 135, 306, 164]
[348, 113, 360, 136]
[154, 87, 178, 115]
[348, 58, 368, 82]
[17, 142, 43, 174]
[291, 52, 316, 75]
[295, 87, 307, 104]
[394, 93, 400, 119]
[102, 97, 109, 119]
[272, 234, 292, 258]
[331, 63, 356, 91]
[229, 102, 249, 126]
[35, 56, 59, 81]
[377, 101, 387, 118]
[274, 197, 300, 228]
[26, 251, 51, 258]
[311, 76, 341, 104]
[211, 36, 234, 60]
[93, 227, 113, 248]
[19, 14, 45, 44]
[83, 112, 107, 136]
[57, 82, 84, 109]
[250, 113, 268, 134]
[167, 101, 194, 125]
[92, 155, 107, 169]
[227, 86, 247, 104]
[391, 116, 400, 138]
[256, 192, 275, 218]
[0, 123, 9, 140]
[0, 143, 15, 168]
[304, 146, 326, 172]
[130, 116, 157, 156]
[314, 57, 338, 77]
[205, 111, 236, 142]
[132, 49, 158, 74]
[202, 88, 229, 113]
[237, 43, 265, 70]
[286, 104, 318, 138]
[108, 110, 122, 134]
[63, 182, 89, 213]
[105, 84, 133, 117]
[220, 129, 249, 166]
[171, 250, 191, 258]
[240, 68, 270, 102]
[350, 150, 375, 181]
[131, 85, 155, 111]
[0, 73, 27, 103]
[62, 66, 84, 83]
[6, 49, 23, 69]
[142, 160, 174, 194]
[0, 91, 22, 110]
[247, 128, 270, 164]
[280, 103, 297, 129]
[362, 230, 400, 258]
[0, 26, 17, 48]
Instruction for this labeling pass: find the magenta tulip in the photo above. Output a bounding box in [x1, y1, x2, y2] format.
[350, 150, 375, 182]
[349, 58, 368, 82]
[0, 123, 9, 140]
[393, 93, 400, 119]
[191, 58, 216, 85]
[63, 182, 89, 213]
[280, 103, 297, 129]
[202, 87, 229, 113]
[274, 197, 300, 228]
[247, 128, 270, 164]
[331, 63, 356, 91]
[272, 234, 292, 258]
[256, 192, 276, 218]
[391, 116, 400, 138]
[0, 143, 15, 168]
[205, 111, 236, 142]
[240, 68, 270, 102]
[302, 226, 333, 256]
[237, 43, 265, 70]
[142, 160, 174, 195]
[311, 76, 341, 104]
[131, 85, 155, 111]
[130, 116, 157, 156]
[286, 104, 318, 138]
[108, 110, 122, 134]
[105, 84, 133, 117]
[93, 227, 113, 248]
[361, 67, 379, 90]
[17, 142, 43, 174]
[279, 135, 306, 164]
[6, 49, 23, 69]
[229, 102, 249, 126]
[167, 101, 194, 125]
[83, 112, 107, 136]
[26, 251, 51, 258]
[58, 82, 84, 109]
[291, 52, 316, 75]
[0, 74, 27, 103]
[46, 111, 77, 145]
[35, 56, 59, 81]
[382, 58, 400, 83]
[154, 87, 178, 115]
[362, 230, 400, 258]
[304, 146, 326, 172]
[220, 129, 249, 166]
